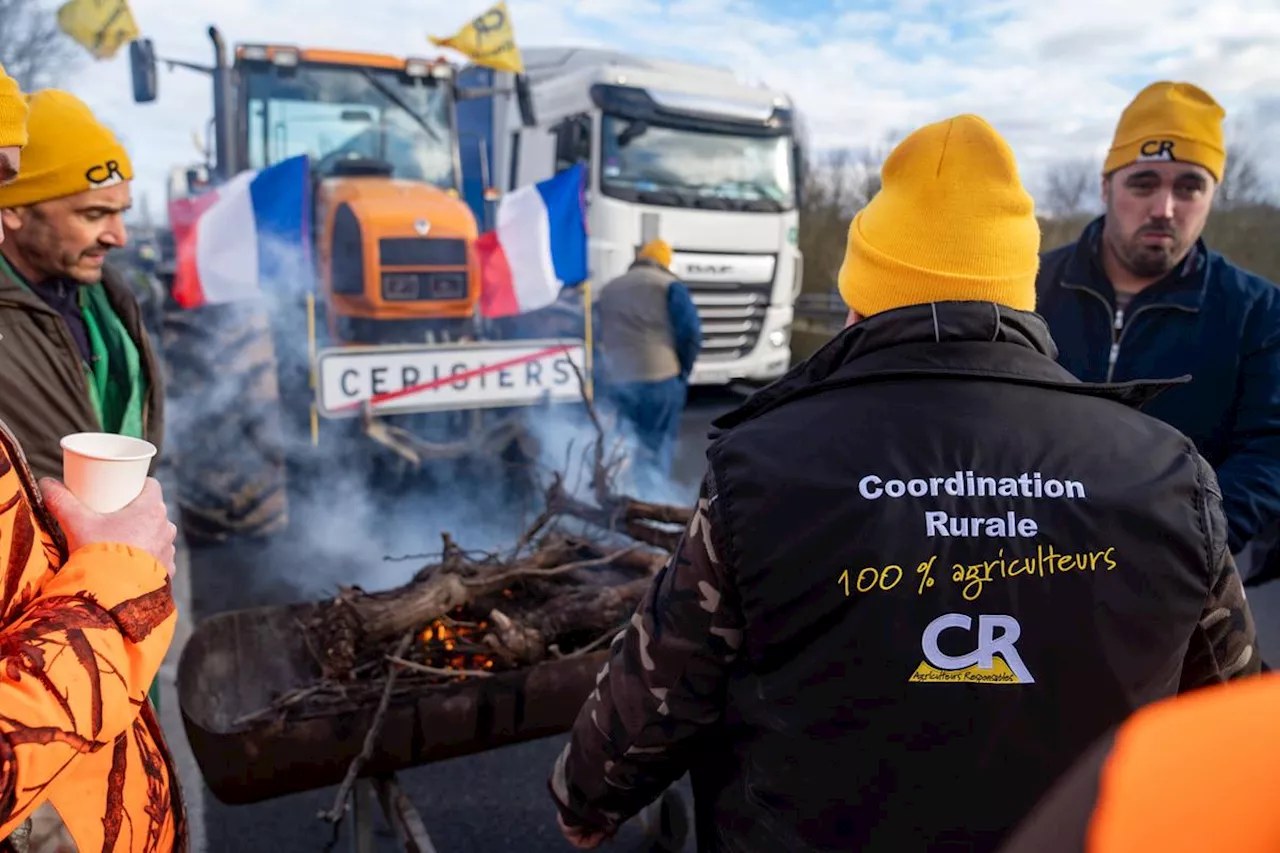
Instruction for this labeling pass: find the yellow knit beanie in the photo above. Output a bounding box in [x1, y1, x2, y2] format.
[0, 64, 27, 149]
[637, 239, 673, 270]
[837, 114, 1040, 318]
[0, 90, 131, 208]
[1103, 82, 1226, 182]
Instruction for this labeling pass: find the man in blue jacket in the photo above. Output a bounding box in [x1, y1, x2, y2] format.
[595, 239, 702, 489]
[1036, 81, 1280, 585]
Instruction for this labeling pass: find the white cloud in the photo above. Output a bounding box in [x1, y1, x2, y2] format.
[58, 0, 1280, 221]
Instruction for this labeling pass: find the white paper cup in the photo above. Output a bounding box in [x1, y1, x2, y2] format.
[60, 433, 157, 514]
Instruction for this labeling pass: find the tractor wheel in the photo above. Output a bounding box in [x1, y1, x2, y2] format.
[161, 300, 290, 546]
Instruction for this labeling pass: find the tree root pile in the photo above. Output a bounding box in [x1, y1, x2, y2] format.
[238, 395, 694, 730]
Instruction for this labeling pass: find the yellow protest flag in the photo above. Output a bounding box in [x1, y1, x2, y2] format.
[56, 0, 140, 61]
[429, 1, 524, 74]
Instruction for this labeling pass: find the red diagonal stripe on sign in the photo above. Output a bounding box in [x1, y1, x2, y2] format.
[330, 344, 577, 413]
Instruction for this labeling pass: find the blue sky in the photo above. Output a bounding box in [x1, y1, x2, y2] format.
[63, 0, 1280, 220]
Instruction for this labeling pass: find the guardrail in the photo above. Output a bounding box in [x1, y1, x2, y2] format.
[794, 291, 847, 334]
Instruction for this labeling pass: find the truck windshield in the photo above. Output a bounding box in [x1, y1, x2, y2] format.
[600, 115, 794, 212]
[244, 63, 456, 189]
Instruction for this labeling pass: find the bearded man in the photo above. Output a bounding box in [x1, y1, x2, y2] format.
[1036, 81, 1280, 587]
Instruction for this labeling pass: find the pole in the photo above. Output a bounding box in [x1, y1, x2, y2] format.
[307, 292, 319, 445]
[581, 280, 594, 404]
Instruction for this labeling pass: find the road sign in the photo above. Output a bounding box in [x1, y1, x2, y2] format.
[316, 339, 587, 418]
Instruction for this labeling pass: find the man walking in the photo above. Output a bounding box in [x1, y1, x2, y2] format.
[1035, 81, 1280, 584]
[0, 89, 164, 483]
[549, 114, 1259, 852]
[595, 238, 700, 487]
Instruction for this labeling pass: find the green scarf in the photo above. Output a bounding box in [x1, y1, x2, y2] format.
[79, 287, 153, 709]
[79, 283, 146, 438]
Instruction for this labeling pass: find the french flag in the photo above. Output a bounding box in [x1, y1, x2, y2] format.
[170, 155, 312, 309]
[476, 163, 588, 319]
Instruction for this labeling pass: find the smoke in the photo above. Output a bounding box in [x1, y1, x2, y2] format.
[160, 231, 699, 605]
[521, 395, 700, 509]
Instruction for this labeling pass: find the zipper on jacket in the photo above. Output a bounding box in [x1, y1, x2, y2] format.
[1108, 306, 1124, 379]
[1062, 282, 1197, 382]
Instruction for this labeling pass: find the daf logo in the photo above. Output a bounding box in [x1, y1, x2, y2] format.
[687, 263, 732, 275]
[413, 219, 431, 236]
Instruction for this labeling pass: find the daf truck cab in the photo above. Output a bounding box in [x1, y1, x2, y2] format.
[457, 47, 803, 386]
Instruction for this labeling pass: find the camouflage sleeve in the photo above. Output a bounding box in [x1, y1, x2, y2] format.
[548, 470, 743, 834]
[1180, 453, 1262, 691]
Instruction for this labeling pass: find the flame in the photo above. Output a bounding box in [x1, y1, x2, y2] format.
[417, 614, 498, 677]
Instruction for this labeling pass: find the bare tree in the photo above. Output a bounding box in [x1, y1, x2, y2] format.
[793, 113, 895, 294]
[1042, 159, 1098, 218]
[0, 0, 82, 89]
[1217, 142, 1270, 210]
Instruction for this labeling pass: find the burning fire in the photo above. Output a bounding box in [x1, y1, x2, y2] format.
[419, 611, 498, 677]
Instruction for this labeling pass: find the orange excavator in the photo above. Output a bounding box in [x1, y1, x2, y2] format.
[129, 28, 582, 545]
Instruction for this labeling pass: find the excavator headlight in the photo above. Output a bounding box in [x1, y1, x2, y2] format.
[271, 48, 300, 67]
[404, 60, 430, 78]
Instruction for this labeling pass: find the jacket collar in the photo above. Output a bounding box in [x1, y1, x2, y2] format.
[0, 252, 133, 319]
[712, 300, 1189, 433]
[0, 251, 56, 313]
[630, 257, 672, 276]
[1059, 216, 1208, 312]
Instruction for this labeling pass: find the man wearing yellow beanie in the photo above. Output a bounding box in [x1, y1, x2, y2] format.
[592, 237, 701, 488]
[549, 114, 1258, 853]
[1036, 81, 1280, 589]
[0, 89, 164, 488]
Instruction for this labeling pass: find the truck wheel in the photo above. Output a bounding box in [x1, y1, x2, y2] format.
[161, 300, 290, 545]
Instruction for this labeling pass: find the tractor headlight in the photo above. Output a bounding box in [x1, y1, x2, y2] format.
[381, 272, 468, 301]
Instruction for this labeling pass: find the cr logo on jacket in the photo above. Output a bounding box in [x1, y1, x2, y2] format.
[910, 612, 1035, 685]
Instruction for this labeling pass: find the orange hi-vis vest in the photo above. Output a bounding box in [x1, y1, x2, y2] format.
[0, 420, 186, 851]
[1000, 673, 1280, 852]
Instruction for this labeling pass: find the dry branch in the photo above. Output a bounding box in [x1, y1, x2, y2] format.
[319, 630, 414, 827]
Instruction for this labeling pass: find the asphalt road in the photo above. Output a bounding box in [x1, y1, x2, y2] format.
[173, 386, 1280, 853]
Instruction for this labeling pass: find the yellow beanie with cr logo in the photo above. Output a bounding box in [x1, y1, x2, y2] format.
[0, 64, 28, 148]
[0, 89, 132, 208]
[837, 114, 1040, 318]
[1103, 81, 1226, 182]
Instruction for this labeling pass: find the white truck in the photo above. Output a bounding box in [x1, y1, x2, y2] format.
[456, 47, 803, 387]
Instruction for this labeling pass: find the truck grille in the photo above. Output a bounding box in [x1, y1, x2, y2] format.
[684, 281, 771, 361]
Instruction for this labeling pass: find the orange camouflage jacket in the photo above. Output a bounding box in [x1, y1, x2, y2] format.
[0, 421, 186, 852]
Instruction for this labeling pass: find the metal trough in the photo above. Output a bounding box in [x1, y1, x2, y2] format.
[177, 600, 608, 805]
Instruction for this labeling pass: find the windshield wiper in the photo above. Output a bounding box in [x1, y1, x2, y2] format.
[356, 67, 443, 144]
[704, 180, 786, 212]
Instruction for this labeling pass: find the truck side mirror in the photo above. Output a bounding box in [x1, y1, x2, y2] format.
[129, 39, 158, 104]
[554, 119, 575, 169]
[515, 74, 536, 128]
